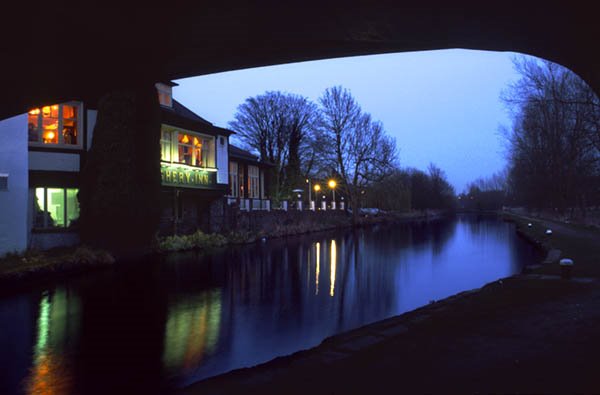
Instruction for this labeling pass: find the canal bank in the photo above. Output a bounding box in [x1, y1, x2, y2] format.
[0, 209, 448, 289]
[180, 212, 600, 394]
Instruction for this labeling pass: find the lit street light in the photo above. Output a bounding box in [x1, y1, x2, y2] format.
[328, 179, 336, 207]
[313, 184, 322, 210]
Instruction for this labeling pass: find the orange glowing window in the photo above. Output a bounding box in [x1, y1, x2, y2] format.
[172, 132, 214, 168]
[158, 91, 172, 107]
[28, 103, 80, 146]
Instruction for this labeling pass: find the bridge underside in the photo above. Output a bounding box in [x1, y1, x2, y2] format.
[2, 2, 598, 118]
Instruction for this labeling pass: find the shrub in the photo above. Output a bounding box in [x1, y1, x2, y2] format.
[63, 246, 116, 266]
[159, 235, 193, 252]
[225, 230, 257, 244]
[158, 231, 228, 252]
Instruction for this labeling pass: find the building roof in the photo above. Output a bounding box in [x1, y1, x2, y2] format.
[160, 99, 233, 136]
[229, 144, 259, 161]
[157, 80, 179, 87]
[229, 144, 275, 167]
[171, 99, 213, 126]
[213, 126, 236, 136]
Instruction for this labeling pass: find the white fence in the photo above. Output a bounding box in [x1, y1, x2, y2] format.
[227, 197, 271, 211]
[227, 197, 348, 213]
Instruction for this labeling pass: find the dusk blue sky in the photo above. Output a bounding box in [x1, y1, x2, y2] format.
[174, 49, 531, 192]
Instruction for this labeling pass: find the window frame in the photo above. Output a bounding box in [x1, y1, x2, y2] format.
[229, 161, 238, 197]
[248, 165, 260, 199]
[28, 102, 84, 149]
[156, 83, 173, 108]
[160, 125, 217, 169]
[32, 187, 80, 229]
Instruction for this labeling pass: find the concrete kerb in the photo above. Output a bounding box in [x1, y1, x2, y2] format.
[314, 286, 490, 358]
[305, 269, 597, 363]
[182, 270, 597, 395]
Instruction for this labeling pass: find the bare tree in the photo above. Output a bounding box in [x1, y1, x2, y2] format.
[282, 94, 321, 192]
[229, 91, 321, 199]
[428, 163, 456, 210]
[319, 86, 397, 221]
[502, 56, 600, 214]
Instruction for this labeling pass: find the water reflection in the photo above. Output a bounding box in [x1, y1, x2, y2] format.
[330, 240, 337, 297]
[1, 214, 540, 394]
[26, 289, 80, 395]
[163, 290, 222, 376]
[315, 242, 320, 295]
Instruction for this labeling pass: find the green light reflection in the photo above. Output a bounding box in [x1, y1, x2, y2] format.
[162, 289, 222, 374]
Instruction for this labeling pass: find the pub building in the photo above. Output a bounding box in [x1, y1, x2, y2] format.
[156, 81, 233, 234]
[0, 81, 270, 256]
[18, 101, 95, 251]
[227, 145, 272, 211]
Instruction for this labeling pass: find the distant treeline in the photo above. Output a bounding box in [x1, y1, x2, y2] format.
[229, 86, 456, 214]
[364, 164, 456, 212]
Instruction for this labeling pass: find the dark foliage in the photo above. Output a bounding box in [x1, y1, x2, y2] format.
[502, 57, 600, 213]
[228, 91, 321, 200]
[79, 85, 162, 251]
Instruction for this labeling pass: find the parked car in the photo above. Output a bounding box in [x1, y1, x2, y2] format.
[347, 208, 383, 216]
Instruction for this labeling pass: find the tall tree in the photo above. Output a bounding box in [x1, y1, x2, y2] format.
[428, 163, 456, 210]
[319, 86, 397, 221]
[364, 167, 411, 211]
[229, 91, 320, 199]
[79, 85, 161, 251]
[502, 56, 600, 213]
[282, 94, 321, 192]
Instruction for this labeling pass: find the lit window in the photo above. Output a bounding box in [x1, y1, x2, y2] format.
[158, 91, 172, 107]
[62, 105, 78, 145]
[229, 162, 238, 197]
[177, 133, 194, 165]
[161, 130, 172, 161]
[248, 165, 260, 198]
[33, 187, 79, 229]
[238, 166, 245, 197]
[156, 83, 173, 108]
[161, 126, 216, 168]
[28, 103, 81, 147]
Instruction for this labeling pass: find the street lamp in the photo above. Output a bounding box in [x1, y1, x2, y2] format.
[306, 178, 311, 203]
[328, 179, 336, 207]
[313, 184, 321, 210]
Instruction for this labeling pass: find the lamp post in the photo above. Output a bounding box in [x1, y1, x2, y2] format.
[328, 179, 336, 209]
[306, 178, 311, 203]
[314, 184, 321, 210]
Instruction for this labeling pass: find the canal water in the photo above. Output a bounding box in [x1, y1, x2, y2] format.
[0, 214, 540, 394]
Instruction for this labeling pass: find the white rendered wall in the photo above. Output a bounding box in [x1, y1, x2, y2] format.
[29, 152, 80, 172]
[86, 109, 97, 150]
[216, 135, 229, 185]
[0, 114, 28, 256]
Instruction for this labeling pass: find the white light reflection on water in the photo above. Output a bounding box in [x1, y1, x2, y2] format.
[330, 240, 337, 297]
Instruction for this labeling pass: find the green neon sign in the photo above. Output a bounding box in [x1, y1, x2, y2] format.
[161, 163, 216, 189]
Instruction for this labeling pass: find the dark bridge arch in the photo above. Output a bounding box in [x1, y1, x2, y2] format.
[2, 2, 598, 119]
